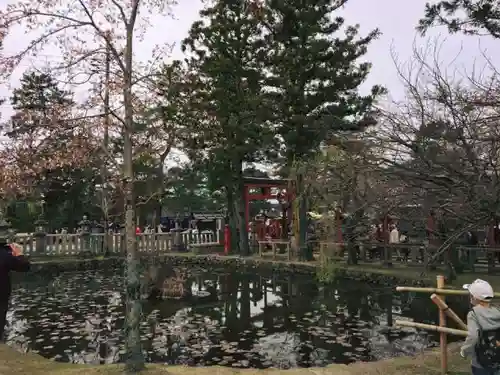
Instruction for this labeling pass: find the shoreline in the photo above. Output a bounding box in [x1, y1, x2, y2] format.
[27, 252, 500, 289]
[0, 342, 468, 375]
[5, 255, 473, 374]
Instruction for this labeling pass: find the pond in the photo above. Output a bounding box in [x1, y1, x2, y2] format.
[5, 266, 469, 368]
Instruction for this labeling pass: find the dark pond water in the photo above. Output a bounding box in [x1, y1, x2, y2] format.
[5, 266, 469, 368]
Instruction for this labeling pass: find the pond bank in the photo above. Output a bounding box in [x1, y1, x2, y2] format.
[29, 253, 500, 289]
[0, 343, 469, 375]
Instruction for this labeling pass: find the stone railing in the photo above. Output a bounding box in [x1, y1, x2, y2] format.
[13, 230, 218, 257]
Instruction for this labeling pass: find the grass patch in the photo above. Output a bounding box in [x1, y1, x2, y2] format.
[0, 343, 470, 375]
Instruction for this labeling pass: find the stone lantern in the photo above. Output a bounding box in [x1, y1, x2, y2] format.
[91, 220, 105, 254]
[34, 205, 48, 254]
[79, 214, 92, 232]
[78, 214, 92, 253]
[171, 213, 186, 252]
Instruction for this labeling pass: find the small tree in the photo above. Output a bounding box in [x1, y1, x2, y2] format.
[0, 85, 96, 212]
[2, 72, 101, 230]
[0, 0, 178, 371]
[304, 138, 400, 265]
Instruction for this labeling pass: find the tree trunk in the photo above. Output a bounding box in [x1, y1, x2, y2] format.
[226, 188, 239, 253]
[154, 164, 164, 229]
[123, 180, 143, 372]
[345, 225, 359, 265]
[123, 26, 144, 373]
[296, 173, 311, 261]
[349, 195, 364, 265]
[235, 176, 249, 256]
[232, 161, 249, 256]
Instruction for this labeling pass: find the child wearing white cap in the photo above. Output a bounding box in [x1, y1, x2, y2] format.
[461, 279, 500, 375]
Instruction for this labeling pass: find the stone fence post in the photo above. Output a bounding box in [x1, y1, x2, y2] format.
[34, 217, 48, 254]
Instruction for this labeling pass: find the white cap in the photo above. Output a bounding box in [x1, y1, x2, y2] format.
[463, 279, 494, 301]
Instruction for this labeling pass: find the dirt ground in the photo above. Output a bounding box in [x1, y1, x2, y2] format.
[0, 343, 470, 375]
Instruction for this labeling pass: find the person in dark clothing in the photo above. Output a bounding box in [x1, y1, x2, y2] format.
[0, 241, 30, 341]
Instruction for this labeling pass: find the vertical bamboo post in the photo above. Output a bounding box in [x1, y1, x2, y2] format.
[437, 275, 447, 374]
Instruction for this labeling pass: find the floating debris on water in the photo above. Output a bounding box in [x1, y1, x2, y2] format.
[4, 267, 456, 368]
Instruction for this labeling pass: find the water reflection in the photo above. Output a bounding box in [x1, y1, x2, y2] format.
[5, 267, 465, 368]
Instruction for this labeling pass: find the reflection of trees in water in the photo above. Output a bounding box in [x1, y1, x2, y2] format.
[313, 279, 446, 359]
[238, 275, 374, 367]
[8, 268, 465, 368]
[152, 272, 383, 367]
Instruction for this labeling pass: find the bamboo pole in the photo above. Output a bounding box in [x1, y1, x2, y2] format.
[430, 293, 468, 330]
[437, 275, 447, 375]
[396, 286, 500, 297]
[395, 320, 468, 337]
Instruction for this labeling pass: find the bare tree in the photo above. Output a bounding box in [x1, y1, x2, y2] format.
[0, 0, 177, 371]
[303, 137, 406, 264]
[375, 39, 500, 272]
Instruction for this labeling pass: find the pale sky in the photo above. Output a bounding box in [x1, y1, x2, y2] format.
[0, 0, 498, 130]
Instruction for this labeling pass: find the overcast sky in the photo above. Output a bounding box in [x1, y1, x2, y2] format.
[0, 0, 497, 131]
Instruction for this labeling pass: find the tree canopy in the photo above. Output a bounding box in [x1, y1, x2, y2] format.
[262, 0, 384, 169]
[418, 0, 500, 37]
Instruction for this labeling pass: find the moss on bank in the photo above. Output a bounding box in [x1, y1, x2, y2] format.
[0, 344, 469, 375]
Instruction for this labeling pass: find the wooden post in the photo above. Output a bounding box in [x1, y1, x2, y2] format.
[430, 294, 468, 330]
[437, 275, 447, 375]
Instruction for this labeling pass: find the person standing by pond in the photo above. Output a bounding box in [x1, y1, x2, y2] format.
[0, 240, 30, 341]
[461, 279, 500, 375]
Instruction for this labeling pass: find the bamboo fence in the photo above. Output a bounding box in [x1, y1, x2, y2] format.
[396, 286, 500, 298]
[395, 320, 467, 337]
[394, 275, 477, 375]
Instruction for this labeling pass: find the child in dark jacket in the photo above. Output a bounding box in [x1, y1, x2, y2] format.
[461, 279, 500, 375]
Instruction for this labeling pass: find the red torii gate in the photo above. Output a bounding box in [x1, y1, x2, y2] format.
[242, 177, 294, 234]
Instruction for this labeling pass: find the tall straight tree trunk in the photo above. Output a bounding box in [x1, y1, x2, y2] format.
[232, 161, 249, 256]
[295, 172, 310, 260]
[226, 187, 239, 253]
[153, 148, 170, 229]
[234, 190, 249, 256]
[154, 164, 164, 230]
[123, 23, 144, 373]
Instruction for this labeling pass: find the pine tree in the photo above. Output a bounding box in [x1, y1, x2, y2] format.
[260, 0, 383, 261]
[9, 72, 74, 137]
[7, 72, 98, 230]
[181, 0, 272, 255]
[418, 0, 500, 38]
[262, 0, 384, 168]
